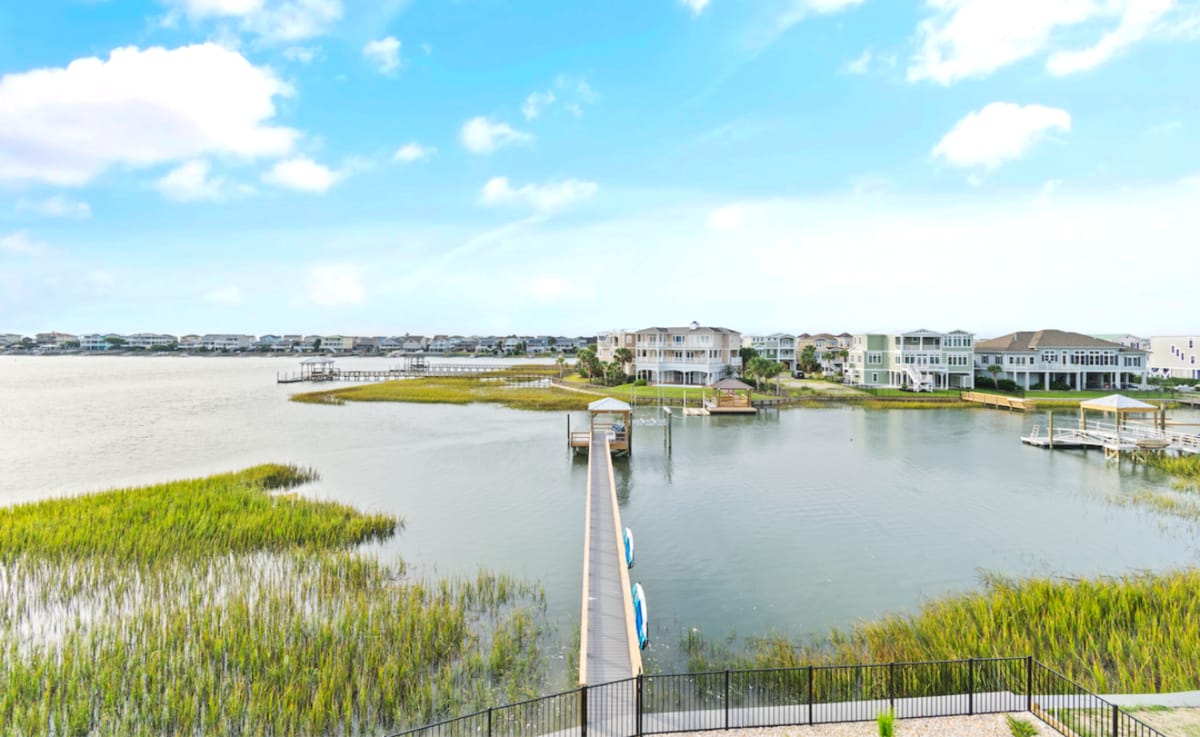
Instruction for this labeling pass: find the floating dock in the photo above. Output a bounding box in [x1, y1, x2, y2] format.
[1022, 420, 1200, 457]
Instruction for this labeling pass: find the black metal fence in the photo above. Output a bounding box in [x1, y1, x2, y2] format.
[387, 657, 1169, 737]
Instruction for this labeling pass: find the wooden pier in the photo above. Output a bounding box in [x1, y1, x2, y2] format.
[962, 391, 1035, 412]
[579, 427, 642, 687]
[1022, 420, 1200, 457]
[276, 357, 526, 384]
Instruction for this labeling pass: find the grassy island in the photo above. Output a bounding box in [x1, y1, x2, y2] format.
[293, 373, 593, 411]
[0, 466, 545, 736]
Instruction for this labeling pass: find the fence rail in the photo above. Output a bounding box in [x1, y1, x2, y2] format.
[386, 657, 1168, 737]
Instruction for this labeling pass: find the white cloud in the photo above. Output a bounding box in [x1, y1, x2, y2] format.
[0, 44, 297, 186]
[459, 117, 533, 155]
[933, 102, 1071, 170]
[1046, 0, 1174, 75]
[681, 0, 711, 14]
[15, 195, 91, 219]
[282, 45, 319, 63]
[393, 142, 435, 163]
[168, 0, 343, 42]
[909, 0, 1189, 85]
[522, 90, 556, 120]
[481, 177, 598, 212]
[707, 204, 745, 231]
[363, 36, 401, 74]
[307, 263, 365, 307]
[747, 0, 866, 54]
[0, 231, 43, 255]
[204, 285, 243, 304]
[844, 48, 872, 74]
[156, 159, 227, 201]
[262, 157, 338, 192]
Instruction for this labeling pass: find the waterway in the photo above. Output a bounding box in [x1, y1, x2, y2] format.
[2, 355, 1197, 676]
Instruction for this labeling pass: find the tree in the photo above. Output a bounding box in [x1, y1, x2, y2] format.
[576, 348, 600, 380]
[313, 337, 322, 352]
[821, 351, 835, 373]
[613, 347, 633, 378]
[759, 360, 785, 394]
[987, 364, 1002, 388]
[556, 353, 566, 379]
[799, 344, 819, 373]
[738, 346, 759, 375]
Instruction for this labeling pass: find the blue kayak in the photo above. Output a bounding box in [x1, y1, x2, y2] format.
[632, 583, 648, 650]
[623, 527, 634, 568]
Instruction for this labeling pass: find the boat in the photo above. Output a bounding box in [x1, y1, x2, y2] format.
[631, 583, 648, 650]
[623, 527, 634, 568]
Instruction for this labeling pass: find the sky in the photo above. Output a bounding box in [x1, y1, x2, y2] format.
[1, 0, 1198, 338]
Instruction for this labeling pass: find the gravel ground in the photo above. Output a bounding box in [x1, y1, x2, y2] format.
[669, 713, 1032, 737]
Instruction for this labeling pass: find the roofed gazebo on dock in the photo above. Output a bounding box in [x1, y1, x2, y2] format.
[588, 397, 633, 454]
[706, 378, 757, 414]
[1078, 393, 1158, 430]
[299, 356, 336, 381]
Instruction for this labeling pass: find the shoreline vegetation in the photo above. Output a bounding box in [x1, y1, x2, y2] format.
[682, 569, 1200, 694]
[0, 466, 546, 736]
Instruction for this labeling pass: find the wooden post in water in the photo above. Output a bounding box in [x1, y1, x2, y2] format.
[1048, 411, 1054, 449]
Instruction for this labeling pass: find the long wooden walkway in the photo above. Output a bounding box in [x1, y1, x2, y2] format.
[1022, 420, 1200, 456]
[579, 428, 642, 688]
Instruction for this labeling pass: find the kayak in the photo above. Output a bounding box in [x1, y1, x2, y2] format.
[632, 583, 648, 650]
[623, 527, 634, 568]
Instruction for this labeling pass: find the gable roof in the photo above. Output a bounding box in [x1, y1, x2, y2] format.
[711, 378, 753, 390]
[976, 330, 1130, 352]
[588, 397, 632, 412]
[1079, 394, 1157, 413]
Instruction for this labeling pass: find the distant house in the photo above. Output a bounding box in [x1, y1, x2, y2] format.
[0, 334, 23, 347]
[428, 335, 452, 352]
[477, 336, 500, 353]
[744, 333, 797, 370]
[179, 335, 202, 350]
[1093, 334, 1151, 352]
[201, 334, 254, 351]
[629, 323, 742, 385]
[597, 330, 635, 363]
[126, 333, 176, 349]
[79, 334, 111, 351]
[401, 335, 428, 352]
[353, 336, 381, 353]
[526, 337, 549, 354]
[1148, 336, 1200, 381]
[379, 336, 403, 352]
[35, 332, 77, 347]
[845, 329, 975, 390]
[975, 329, 1146, 390]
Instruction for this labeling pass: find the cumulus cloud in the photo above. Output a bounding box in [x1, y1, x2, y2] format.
[156, 159, 227, 201]
[393, 142, 435, 163]
[0, 44, 297, 186]
[908, 0, 1185, 85]
[680, 0, 710, 15]
[306, 263, 365, 307]
[459, 117, 533, 155]
[15, 195, 91, 219]
[933, 102, 1071, 170]
[707, 204, 745, 231]
[480, 177, 598, 212]
[522, 90, 555, 120]
[844, 48, 873, 74]
[363, 36, 401, 74]
[167, 0, 343, 42]
[261, 157, 338, 192]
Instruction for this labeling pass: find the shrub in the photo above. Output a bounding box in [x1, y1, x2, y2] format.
[975, 376, 996, 389]
[1006, 714, 1039, 737]
[997, 379, 1020, 392]
[633, 378, 647, 387]
[877, 709, 895, 737]
[1049, 380, 1071, 391]
[1028, 381, 1044, 391]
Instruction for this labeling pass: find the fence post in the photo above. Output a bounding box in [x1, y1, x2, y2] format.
[724, 670, 730, 730]
[968, 658, 974, 716]
[636, 675, 643, 737]
[580, 685, 587, 737]
[1026, 657, 1033, 712]
[487, 707, 493, 737]
[888, 662, 895, 713]
[1112, 703, 1119, 737]
[807, 667, 814, 725]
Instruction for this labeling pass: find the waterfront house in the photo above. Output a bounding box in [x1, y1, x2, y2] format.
[844, 329, 975, 390]
[378, 336, 403, 352]
[0, 334, 22, 347]
[502, 336, 523, 354]
[477, 336, 500, 353]
[201, 334, 255, 351]
[126, 333, 176, 350]
[629, 323, 742, 385]
[597, 330, 635, 363]
[79, 334, 111, 351]
[1148, 335, 1200, 380]
[428, 335, 452, 352]
[1093, 334, 1150, 352]
[401, 335, 429, 352]
[179, 335, 202, 350]
[743, 333, 797, 370]
[526, 337, 549, 354]
[975, 330, 1147, 390]
[35, 332, 77, 347]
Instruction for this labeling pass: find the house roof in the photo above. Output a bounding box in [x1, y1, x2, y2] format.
[711, 378, 753, 390]
[636, 326, 740, 335]
[1080, 394, 1158, 413]
[976, 330, 1130, 352]
[588, 397, 632, 412]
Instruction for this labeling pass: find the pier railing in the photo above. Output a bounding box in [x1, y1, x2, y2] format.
[386, 657, 1168, 737]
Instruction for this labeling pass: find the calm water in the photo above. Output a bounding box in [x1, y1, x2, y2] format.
[2, 356, 1197, 671]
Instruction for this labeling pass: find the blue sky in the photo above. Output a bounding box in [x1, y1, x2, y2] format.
[1, 0, 1198, 337]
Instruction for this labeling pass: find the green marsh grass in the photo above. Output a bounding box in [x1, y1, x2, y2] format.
[683, 570, 1200, 693]
[292, 376, 592, 411]
[0, 468, 546, 736]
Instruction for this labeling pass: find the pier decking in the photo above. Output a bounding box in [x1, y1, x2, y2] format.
[276, 359, 530, 384]
[579, 428, 642, 687]
[962, 391, 1035, 411]
[1022, 420, 1200, 456]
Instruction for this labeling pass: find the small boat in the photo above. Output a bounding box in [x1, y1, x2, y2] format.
[623, 527, 634, 568]
[631, 583, 649, 650]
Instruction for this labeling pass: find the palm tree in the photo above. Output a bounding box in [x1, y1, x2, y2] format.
[987, 364, 1002, 389]
[613, 347, 633, 380]
[556, 353, 566, 379]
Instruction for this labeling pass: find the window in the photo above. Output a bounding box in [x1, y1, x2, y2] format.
[871, 372, 878, 382]
[673, 335, 684, 345]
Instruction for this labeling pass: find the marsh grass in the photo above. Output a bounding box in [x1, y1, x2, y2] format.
[292, 377, 592, 411]
[683, 571, 1200, 694]
[0, 468, 546, 736]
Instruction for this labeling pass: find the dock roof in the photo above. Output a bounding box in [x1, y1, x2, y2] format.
[588, 397, 632, 412]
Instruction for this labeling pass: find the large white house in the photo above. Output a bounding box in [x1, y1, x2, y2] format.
[1148, 336, 1200, 380]
[626, 323, 742, 385]
[844, 329, 975, 390]
[743, 333, 797, 370]
[975, 330, 1147, 390]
